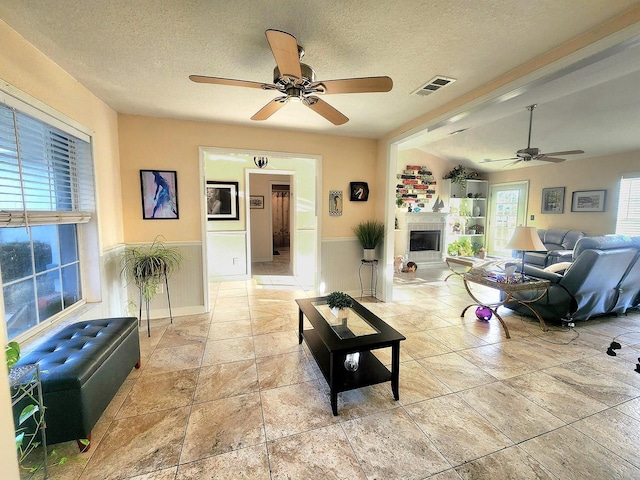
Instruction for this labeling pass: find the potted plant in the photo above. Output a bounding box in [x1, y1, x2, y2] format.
[121, 236, 183, 335]
[443, 164, 479, 190]
[326, 291, 353, 320]
[353, 220, 385, 261]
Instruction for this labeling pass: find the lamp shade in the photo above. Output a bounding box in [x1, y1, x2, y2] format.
[504, 226, 547, 252]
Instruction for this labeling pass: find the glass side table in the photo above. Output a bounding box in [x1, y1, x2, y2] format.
[10, 364, 47, 479]
[359, 259, 378, 300]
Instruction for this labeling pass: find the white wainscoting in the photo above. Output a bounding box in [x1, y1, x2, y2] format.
[320, 238, 380, 297]
[125, 241, 206, 319]
[207, 231, 248, 281]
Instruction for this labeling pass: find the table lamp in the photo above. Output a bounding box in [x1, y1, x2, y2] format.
[504, 226, 547, 281]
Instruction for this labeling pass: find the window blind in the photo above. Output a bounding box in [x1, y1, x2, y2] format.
[0, 102, 94, 227]
[615, 172, 640, 236]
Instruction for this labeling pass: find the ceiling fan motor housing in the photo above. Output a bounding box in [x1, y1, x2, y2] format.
[273, 63, 316, 88]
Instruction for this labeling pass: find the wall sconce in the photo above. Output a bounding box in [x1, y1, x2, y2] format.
[254, 156, 269, 168]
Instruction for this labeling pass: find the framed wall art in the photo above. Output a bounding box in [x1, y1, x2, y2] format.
[329, 190, 343, 216]
[140, 170, 179, 220]
[249, 195, 264, 209]
[206, 181, 240, 220]
[350, 182, 369, 201]
[541, 186, 565, 214]
[571, 189, 606, 212]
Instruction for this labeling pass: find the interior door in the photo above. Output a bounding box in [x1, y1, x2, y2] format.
[487, 181, 529, 255]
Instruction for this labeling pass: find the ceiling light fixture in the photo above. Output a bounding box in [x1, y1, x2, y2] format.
[254, 156, 269, 168]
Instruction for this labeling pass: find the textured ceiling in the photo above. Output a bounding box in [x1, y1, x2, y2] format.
[0, 0, 639, 162]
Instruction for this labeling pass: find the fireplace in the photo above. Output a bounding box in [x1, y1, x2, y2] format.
[404, 212, 447, 263]
[410, 230, 441, 252]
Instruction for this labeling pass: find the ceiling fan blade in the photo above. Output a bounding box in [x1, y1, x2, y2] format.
[504, 159, 523, 168]
[538, 157, 566, 163]
[304, 96, 348, 125]
[310, 76, 393, 94]
[189, 75, 269, 89]
[251, 99, 286, 121]
[481, 157, 518, 163]
[265, 29, 302, 81]
[542, 150, 584, 156]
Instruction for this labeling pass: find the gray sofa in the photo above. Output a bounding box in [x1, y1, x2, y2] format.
[503, 235, 640, 322]
[523, 228, 586, 267]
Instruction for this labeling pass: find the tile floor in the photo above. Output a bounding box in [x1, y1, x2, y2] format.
[38, 260, 640, 479]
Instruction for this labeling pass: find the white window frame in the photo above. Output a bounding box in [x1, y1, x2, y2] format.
[0, 83, 98, 342]
[615, 171, 640, 236]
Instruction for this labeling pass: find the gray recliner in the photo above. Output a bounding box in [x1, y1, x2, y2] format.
[523, 229, 586, 268]
[503, 235, 640, 322]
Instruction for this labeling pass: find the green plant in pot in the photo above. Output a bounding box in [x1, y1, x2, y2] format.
[121, 236, 183, 336]
[326, 291, 353, 320]
[353, 220, 385, 261]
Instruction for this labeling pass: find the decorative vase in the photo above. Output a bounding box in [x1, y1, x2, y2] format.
[474, 205, 481, 217]
[331, 307, 349, 320]
[344, 352, 360, 371]
[363, 249, 376, 261]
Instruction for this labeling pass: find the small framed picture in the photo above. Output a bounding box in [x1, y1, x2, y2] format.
[206, 181, 240, 220]
[571, 189, 606, 212]
[350, 182, 369, 201]
[140, 170, 179, 220]
[541, 187, 565, 214]
[329, 190, 343, 216]
[249, 195, 264, 209]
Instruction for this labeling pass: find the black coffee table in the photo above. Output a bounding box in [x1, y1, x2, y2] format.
[296, 296, 405, 415]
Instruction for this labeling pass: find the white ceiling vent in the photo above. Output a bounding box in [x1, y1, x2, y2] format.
[412, 76, 457, 97]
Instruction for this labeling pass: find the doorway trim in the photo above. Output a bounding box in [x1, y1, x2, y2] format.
[246, 170, 295, 275]
[200, 146, 321, 311]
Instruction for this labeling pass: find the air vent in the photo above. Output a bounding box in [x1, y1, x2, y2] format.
[412, 76, 457, 97]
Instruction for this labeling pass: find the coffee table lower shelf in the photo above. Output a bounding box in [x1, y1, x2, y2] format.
[302, 328, 394, 415]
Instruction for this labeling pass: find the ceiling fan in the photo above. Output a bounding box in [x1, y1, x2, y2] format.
[189, 29, 393, 126]
[481, 104, 584, 167]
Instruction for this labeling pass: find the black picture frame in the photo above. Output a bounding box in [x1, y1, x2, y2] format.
[140, 170, 179, 220]
[541, 186, 565, 214]
[350, 182, 369, 201]
[571, 189, 606, 212]
[206, 181, 240, 220]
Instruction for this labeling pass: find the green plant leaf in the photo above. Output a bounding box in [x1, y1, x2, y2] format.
[15, 432, 24, 449]
[19, 404, 39, 425]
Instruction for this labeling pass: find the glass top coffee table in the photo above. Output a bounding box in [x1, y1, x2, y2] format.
[296, 296, 405, 415]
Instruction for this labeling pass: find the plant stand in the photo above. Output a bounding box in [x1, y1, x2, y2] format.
[359, 259, 378, 300]
[10, 364, 47, 479]
[138, 272, 173, 337]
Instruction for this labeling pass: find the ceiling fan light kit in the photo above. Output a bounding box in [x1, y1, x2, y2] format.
[482, 104, 585, 167]
[190, 29, 393, 125]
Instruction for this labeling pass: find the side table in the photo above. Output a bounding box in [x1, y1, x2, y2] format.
[462, 271, 551, 339]
[359, 259, 378, 300]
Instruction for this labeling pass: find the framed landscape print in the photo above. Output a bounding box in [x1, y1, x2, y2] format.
[571, 189, 606, 212]
[541, 187, 565, 214]
[206, 181, 239, 220]
[140, 170, 179, 219]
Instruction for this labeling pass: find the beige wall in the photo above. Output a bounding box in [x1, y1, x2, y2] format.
[0, 19, 126, 479]
[118, 115, 378, 242]
[486, 151, 640, 235]
[249, 174, 290, 261]
[0, 20, 124, 250]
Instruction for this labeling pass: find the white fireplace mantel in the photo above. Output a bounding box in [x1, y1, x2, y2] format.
[398, 212, 448, 264]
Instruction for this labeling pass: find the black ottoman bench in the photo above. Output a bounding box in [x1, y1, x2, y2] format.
[15, 317, 141, 448]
